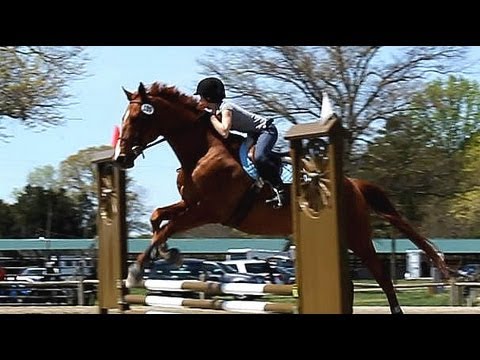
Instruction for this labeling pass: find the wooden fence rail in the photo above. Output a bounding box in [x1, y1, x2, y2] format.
[0, 278, 478, 308]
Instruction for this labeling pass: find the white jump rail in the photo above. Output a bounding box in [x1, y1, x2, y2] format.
[137, 279, 294, 296]
[125, 294, 295, 314]
[123, 279, 296, 314]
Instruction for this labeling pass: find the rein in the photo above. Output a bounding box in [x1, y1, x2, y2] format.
[130, 133, 168, 159]
[144, 137, 167, 150]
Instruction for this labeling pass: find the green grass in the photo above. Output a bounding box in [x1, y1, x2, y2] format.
[129, 288, 147, 296]
[352, 279, 452, 306]
[262, 289, 450, 306]
[263, 279, 453, 306]
[353, 290, 451, 306]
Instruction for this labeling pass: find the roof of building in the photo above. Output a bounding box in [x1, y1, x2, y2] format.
[373, 239, 480, 254]
[0, 238, 479, 254]
[0, 238, 290, 253]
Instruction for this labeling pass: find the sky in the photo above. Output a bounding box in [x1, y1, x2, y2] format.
[0, 46, 229, 217]
[2, 46, 480, 225]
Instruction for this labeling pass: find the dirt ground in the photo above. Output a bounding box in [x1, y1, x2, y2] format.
[1, 305, 480, 314]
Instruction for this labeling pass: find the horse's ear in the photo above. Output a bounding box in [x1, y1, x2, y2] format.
[123, 87, 133, 101]
[138, 82, 148, 102]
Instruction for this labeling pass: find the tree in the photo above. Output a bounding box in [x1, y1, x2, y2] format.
[10, 185, 83, 238]
[0, 46, 89, 138]
[408, 76, 480, 154]
[0, 200, 15, 238]
[57, 145, 149, 236]
[27, 165, 58, 190]
[357, 76, 480, 236]
[448, 132, 480, 236]
[198, 46, 467, 167]
[20, 146, 149, 238]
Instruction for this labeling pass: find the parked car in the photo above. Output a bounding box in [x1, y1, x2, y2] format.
[221, 259, 286, 284]
[265, 256, 295, 284]
[266, 255, 294, 269]
[148, 258, 264, 283]
[147, 258, 265, 299]
[457, 264, 480, 281]
[15, 267, 48, 282]
[275, 266, 296, 284]
[12, 267, 84, 305]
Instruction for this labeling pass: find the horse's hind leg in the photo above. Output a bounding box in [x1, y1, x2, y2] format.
[346, 178, 402, 314]
[359, 249, 402, 314]
[352, 178, 451, 278]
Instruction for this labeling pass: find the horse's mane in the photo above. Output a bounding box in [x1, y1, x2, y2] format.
[149, 82, 203, 115]
[148, 81, 244, 160]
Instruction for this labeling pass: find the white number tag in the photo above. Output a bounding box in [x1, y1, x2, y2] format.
[141, 104, 154, 115]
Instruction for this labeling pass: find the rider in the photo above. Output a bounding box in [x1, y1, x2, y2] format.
[194, 77, 286, 208]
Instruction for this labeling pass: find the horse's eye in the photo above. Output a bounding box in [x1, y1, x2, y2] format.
[141, 104, 154, 115]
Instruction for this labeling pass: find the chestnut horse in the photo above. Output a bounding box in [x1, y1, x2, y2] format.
[114, 82, 450, 314]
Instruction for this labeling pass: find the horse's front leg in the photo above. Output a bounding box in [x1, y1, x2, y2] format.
[126, 205, 212, 288]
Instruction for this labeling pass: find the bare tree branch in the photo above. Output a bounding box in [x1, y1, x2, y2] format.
[198, 46, 468, 162]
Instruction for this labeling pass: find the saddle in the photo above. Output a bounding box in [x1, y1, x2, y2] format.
[238, 136, 293, 185]
[235, 136, 291, 210]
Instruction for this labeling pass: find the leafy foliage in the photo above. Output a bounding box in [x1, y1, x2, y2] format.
[448, 132, 480, 236]
[0, 200, 15, 237]
[0, 46, 89, 137]
[10, 185, 83, 238]
[357, 76, 480, 236]
[0, 146, 149, 238]
[57, 145, 150, 236]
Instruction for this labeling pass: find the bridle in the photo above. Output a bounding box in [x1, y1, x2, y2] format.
[124, 99, 167, 159]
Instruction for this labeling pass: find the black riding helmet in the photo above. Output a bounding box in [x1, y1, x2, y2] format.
[194, 77, 226, 104]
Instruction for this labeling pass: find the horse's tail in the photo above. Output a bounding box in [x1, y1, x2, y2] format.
[352, 178, 452, 278]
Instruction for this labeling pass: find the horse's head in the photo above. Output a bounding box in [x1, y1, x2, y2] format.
[114, 82, 203, 169]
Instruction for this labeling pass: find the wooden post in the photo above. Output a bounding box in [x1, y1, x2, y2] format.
[285, 115, 350, 314]
[450, 278, 461, 306]
[390, 233, 397, 285]
[76, 260, 85, 306]
[92, 149, 129, 314]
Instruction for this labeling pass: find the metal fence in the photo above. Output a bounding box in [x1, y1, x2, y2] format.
[0, 280, 98, 306]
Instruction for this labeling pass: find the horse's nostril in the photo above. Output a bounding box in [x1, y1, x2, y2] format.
[114, 154, 134, 169]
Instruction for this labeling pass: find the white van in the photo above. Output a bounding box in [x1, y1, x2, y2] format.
[15, 267, 47, 282]
[221, 259, 285, 284]
[225, 247, 295, 261]
[222, 259, 271, 274]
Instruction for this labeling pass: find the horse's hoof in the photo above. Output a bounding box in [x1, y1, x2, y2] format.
[391, 305, 403, 315]
[149, 246, 160, 260]
[125, 263, 143, 288]
[165, 248, 183, 266]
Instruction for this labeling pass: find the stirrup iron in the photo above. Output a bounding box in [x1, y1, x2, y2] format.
[266, 187, 285, 209]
